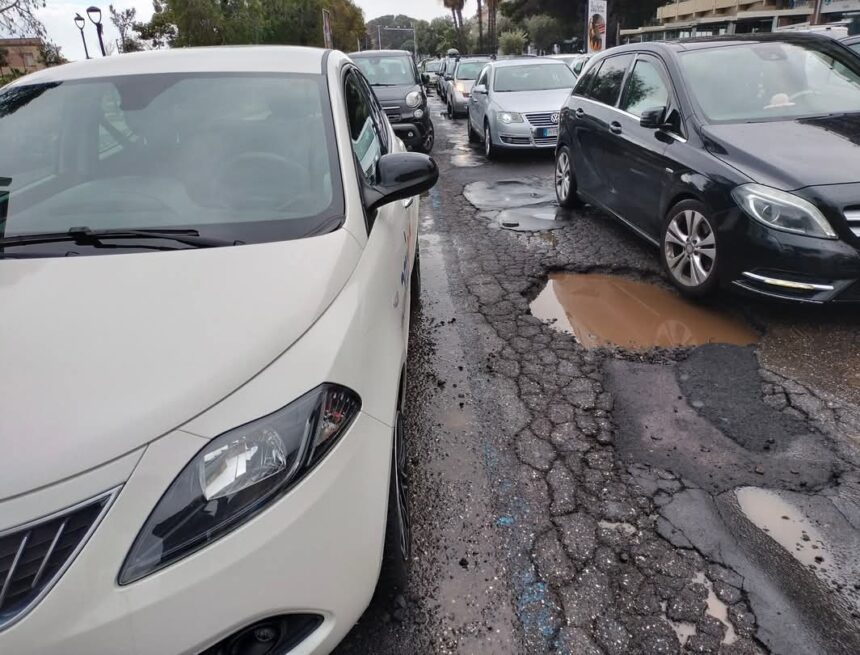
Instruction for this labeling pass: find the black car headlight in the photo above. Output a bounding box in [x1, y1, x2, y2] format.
[118, 384, 361, 585]
[732, 184, 837, 240]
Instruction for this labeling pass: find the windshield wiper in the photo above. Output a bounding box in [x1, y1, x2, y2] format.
[0, 227, 235, 250]
[370, 82, 399, 87]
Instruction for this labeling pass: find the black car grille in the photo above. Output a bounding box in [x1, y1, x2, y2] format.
[0, 491, 114, 630]
[525, 112, 558, 127]
[383, 107, 402, 122]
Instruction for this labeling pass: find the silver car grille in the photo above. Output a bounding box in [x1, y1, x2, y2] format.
[525, 112, 558, 127]
[0, 490, 116, 631]
[533, 136, 558, 147]
[844, 209, 860, 237]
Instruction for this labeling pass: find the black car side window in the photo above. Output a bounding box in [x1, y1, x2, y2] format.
[621, 58, 670, 117]
[573, 61, 600, 97]
[585, 54, 633, 107]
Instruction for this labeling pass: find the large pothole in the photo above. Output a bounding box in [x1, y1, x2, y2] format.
[530, 272, 758, 351]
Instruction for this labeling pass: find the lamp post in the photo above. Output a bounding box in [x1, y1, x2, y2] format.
[74, 13, 90, 60]
[87, 6, 107, 57]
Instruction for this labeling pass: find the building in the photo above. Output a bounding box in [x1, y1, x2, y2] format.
[0, 38, 45, 75]
[621, 0, 860, 42]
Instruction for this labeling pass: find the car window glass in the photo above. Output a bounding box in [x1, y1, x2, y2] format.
[573, 61, 600, 97]
[345, 72, 383, 185]
[353, 56, 415, 86]
[585, 54, 633, 106]
[680, 41, 860, 122]
[851, 43, 860, 55]
[456, 61, 489, 80]
[476, 68, 488, 88]
[0, 73, 338, 241]
[493, 64, 576, 92]
[621, 58, 670, 117]
[356, 73, 389, 154]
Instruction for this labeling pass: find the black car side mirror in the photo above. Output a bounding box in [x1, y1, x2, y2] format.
[640, 106, 668, 129]
[364, 153, 439, 213]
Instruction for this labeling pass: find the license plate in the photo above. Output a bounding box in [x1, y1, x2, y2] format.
[538, 127, 559, 138]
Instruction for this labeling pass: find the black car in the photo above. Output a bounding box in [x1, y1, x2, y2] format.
[555, 33, 860, 303]
[350, 50, 434, 153]
[842, 34, 860, 54]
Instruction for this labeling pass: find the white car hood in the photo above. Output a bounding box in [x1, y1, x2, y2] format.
[0, 230, 361, 500]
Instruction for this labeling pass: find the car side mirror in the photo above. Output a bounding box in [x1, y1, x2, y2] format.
[421, 73, 430, 84]
[364, 153, 439, 213]
[640, 106, 668, 129]
[473, 84, 487, 94]
[445, 74, 454, 81]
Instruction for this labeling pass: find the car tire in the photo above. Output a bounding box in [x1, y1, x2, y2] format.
[447, 100, 454, 119]
[484, 121, 498, 160]
[555, 145, 582, 209]
[417, 122, 435, 154]
[661, 199, 720, 298]
[380, 403, 411, 597]
[410, 242, 421, 313]
[467, 112, 479, 143]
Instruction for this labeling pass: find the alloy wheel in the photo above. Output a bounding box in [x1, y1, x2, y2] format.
[484, 125, 492, 158]
[421, 123, 435, 153]
[393, 410, 411, 561]
[664, 209, 716, 287]
[555, 150, 571, 201]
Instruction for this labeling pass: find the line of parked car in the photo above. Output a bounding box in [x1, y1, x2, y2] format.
[430, 34, 860, 304]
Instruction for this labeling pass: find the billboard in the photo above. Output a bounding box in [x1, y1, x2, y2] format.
[587, 0, 608, 54]
[322, 9, 333, 49]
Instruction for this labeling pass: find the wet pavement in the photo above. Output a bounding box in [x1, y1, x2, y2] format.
[335, 98, 860, 654]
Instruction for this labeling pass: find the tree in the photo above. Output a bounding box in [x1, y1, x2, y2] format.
[39, 41, 65, 66]
[416, 16, 455, 57]
[525, 13, 560, 54]
[498, 29, 526, 55]
[442, 0, 467, 51]
[0, 0, 46, 39]
[110, 5, 144, 52]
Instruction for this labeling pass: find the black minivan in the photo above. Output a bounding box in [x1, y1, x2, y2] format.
[351, 50, 435, 153]
[555, 34, 860, 303]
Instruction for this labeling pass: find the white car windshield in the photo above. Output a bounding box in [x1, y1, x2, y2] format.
[0, 73, 342, 246]
[494, 64, 576, 92]
[353, 56, 416, 86]
[680, 40, 860, 123]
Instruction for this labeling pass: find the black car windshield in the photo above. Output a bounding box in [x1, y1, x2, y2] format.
[456, 61, 489, 80]
[680, 40, 860, 123]
[0, 73, 342, 250]
[353, 56, 416, 85]
[494, 63, 576, 92]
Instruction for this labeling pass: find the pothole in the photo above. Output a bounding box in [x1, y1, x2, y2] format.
[530, 273, 759, 351]
[693, 572, 738, 645]
[736, 487, 830, 570]
[496, 207, 568, 232]
[463, 179, 555, 211]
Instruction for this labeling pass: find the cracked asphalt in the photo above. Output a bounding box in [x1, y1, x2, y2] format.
[335, 97, 860, 655]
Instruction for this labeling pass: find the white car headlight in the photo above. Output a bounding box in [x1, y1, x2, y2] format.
[406, 91, 422, 108]
[498, 111, 524, 124]
[118, 384, 361, 584]
[731, 184, 836, 240]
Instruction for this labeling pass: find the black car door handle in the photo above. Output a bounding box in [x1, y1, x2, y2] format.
[575, 108, 585, 118]
[609, 121, 623, 135]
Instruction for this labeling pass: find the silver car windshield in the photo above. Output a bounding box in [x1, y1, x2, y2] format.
[494, 64, 576, 92]
[0, 73, 340, 240]
[680, 41, 860, 123]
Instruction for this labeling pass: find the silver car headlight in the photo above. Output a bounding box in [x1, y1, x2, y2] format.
[406, 91, 422, 108]
[498, 111, 524, 124]
[732, 184, 836, 240]
[118, 384, 361, 584]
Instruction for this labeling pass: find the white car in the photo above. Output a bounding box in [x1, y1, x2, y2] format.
[0, 46, 436, 654]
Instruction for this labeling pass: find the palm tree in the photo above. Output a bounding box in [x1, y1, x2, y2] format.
[442, 0, 466, 50]
[477, 0, 483, 52]
[487, 0, 498, 54]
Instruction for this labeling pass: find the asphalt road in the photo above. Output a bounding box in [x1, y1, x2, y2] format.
[335, 97, 860, 655]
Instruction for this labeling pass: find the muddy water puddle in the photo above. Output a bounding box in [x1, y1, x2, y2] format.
[530, 273, 758, 351]
[464, 179, 556, 211]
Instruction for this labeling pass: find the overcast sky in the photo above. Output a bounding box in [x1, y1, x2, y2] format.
[36, 0, 477, 62]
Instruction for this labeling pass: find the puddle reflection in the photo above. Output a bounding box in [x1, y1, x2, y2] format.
[530, 273, 758, 350]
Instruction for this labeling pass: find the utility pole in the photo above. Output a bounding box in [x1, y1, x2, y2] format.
[378, 25, 382, 50]
[812, 0, 824, 25]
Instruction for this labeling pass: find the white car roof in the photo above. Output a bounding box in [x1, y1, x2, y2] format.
[10, 46, 331, 86]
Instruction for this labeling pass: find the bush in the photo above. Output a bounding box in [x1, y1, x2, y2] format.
[525, 14, 561, 54]
[498, 30, 527, 56]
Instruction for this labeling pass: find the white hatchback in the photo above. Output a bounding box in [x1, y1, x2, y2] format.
[0, 46, 436, 654]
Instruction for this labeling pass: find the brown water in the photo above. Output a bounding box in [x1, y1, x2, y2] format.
[530, 273, 758, 351]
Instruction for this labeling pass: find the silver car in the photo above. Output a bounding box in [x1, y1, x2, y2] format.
[467, 58, 577, 158]
[447, 57, 491, 118]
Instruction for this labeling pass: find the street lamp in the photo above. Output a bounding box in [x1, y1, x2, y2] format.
[74, 13, 90, 60]
[87, 6, 107, 57]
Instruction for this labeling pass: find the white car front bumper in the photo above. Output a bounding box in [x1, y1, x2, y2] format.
[0, 412, 392, 655]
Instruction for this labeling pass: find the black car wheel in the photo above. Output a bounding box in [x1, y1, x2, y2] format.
[447, 100, 454, 119]
[555, 145, 582, 209]
[418, 122, 435, 154]
[484, 122, 497, 160]
[467, 112, 479, 143]
[661, 200, 719, 297]
[380, 405, 411, 595]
